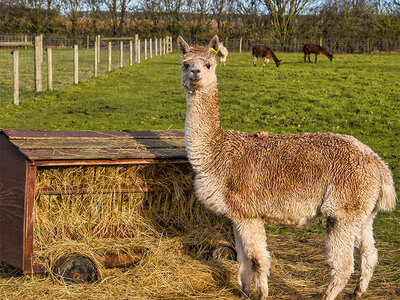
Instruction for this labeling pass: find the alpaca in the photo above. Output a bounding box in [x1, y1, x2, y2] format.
[177, 35, 396, 300]
[216, 42, 228, 67]
[252, 45, 281, 67]
[303, 43, 333, 63]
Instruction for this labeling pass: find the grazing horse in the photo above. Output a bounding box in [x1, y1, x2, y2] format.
[252, 45, 281, 67]
[303, 43, 333, 63]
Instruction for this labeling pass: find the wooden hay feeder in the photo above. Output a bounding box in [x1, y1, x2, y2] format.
[0, 129, 235, 282]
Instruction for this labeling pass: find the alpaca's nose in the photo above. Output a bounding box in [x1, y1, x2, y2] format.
[190, 68, 202, 80]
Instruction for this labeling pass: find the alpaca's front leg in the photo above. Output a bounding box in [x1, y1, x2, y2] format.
[233, 224, 252, 296]
[233, 218, 271, 300]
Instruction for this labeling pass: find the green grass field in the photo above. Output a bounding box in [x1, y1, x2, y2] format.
[0, 47, 143, 106]
[0, 51, 399, 299]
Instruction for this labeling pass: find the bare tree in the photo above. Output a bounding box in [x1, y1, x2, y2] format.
[263, 0, 312, 42]
[162, 0, 184, 36]
[104, 0, 131, 35]
[85, 0, 101, 34]
[61, 0, 83, 36]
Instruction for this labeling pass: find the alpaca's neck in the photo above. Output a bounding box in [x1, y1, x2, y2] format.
[270, 51, 279, 63]
[184, 84, 223, 168]
[322, 48, 331, 57]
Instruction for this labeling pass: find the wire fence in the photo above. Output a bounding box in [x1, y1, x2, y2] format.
[0, 34, 172, 107]
[1, 34, 399, 107]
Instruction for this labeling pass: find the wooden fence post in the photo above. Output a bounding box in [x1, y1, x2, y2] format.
[144, 39, 147, 60]
[34, 35, 43, 92]
[87, 35, 89, 49]
[155, 37, 158, 56]
[74, 45, 78, 84]
[97, 35, 101, 63]
[120, 41, 124, 68]
[134, 34, 138, 63]
[163, 37, 166, 54]
[12, 50, 19, 105]
[94, 40, 98, 77]
[319, 37, 323, 46]
[138, 39, 141, 63]
[108, 42, 112, 71]
[239, 37, 242, 53]
[129, 40, 133, 65]
[150, 38, 153, 59]
[47, 48, 52, 91]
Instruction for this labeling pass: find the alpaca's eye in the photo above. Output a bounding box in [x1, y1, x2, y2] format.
[183, 63, 189, 69]
[206, 63, 211, 69]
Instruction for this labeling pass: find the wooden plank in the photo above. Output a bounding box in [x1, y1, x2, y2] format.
[23, 163, 36, 273]
[0, 42, 34, 47]
[12, 138, 185, 150]
[37, 183, 189, 195]
[18, 148, 187, 161]
[101, 37, 135, 41]
[0, 134, 26, 270]
[34, 158, 188, 167]
[2, 129, 184, 140]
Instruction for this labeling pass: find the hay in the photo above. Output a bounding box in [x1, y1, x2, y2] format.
[0, 163, 398, 299]
[34, 163, 232, 264]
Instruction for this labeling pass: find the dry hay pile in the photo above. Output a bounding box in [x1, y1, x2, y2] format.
[34, 163, 233, 264]
[0, 163, 398, 299]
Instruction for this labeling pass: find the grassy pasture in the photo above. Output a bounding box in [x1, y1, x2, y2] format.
[0, 47, 137, 106]
[0, 51, 399, 299]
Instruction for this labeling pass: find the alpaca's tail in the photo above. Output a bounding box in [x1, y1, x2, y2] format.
[376, 161, 396, 212]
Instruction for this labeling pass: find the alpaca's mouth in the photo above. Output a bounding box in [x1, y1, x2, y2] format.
[190, 76, 201, 83]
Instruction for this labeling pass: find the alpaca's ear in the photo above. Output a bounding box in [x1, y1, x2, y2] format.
[177, 36, 190, 55]
[208, 35, 220, 52]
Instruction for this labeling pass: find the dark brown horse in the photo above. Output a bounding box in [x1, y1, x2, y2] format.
[303, 44, 333, 63]
[252, 45, 281, 67]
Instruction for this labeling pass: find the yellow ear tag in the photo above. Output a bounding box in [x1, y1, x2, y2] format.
[210, 48, 218, 55]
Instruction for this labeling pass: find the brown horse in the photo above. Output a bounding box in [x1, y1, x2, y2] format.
[252, 45, 281, 67]
[303, 43, 333, 63]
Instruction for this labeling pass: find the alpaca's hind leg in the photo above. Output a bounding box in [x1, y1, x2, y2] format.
[253, 56, 257, 67]
[322, 217, 357, 300]
[353, 215, 378, 299]
[233, 218, 270, 300]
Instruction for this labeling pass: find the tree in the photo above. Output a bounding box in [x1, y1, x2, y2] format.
[61, 0, 83, 36]
[263, 0, 313, 42]
[104, 0, 131, 35]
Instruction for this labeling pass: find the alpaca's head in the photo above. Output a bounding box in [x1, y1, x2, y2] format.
[177, 35, 219, 93]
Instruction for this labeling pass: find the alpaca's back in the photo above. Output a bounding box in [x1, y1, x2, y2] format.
[194, 131, 395, 224]
[217, 44, 228, 57]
